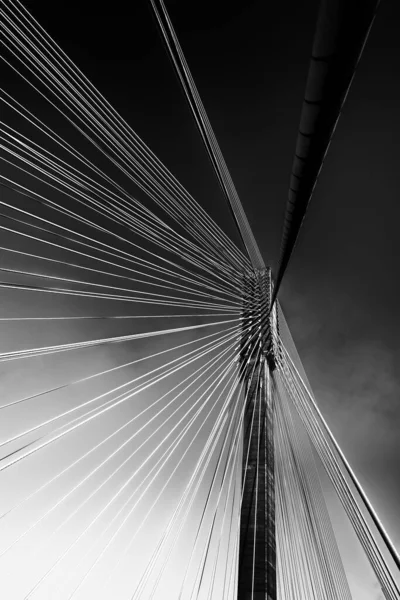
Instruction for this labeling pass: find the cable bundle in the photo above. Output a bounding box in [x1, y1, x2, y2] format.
[274, 375, 352, 600]
[275, 306, 400, 600]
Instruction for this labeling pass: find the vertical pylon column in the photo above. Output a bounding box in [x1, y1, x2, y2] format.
[238, 268, 277, 600]
[264, 362, 276, 600]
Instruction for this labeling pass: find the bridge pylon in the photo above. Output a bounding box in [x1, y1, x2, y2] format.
[238, 267, 277, 600]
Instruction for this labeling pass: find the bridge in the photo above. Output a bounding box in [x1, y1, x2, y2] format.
[0, 0, 399, 598]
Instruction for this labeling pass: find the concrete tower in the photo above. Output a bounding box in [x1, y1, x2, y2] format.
[238, 268, 277, 600]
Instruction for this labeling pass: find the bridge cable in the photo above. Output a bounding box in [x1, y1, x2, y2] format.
[149, 0, 264, 272]
[1, 3, 248, 274]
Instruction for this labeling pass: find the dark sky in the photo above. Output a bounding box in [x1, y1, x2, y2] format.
[6, 0, 400, 592]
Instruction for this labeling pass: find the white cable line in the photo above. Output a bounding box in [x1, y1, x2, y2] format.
[275, 383, 330, 599]
[0, 128, 240, 281]
[0, 342, 240, 561]
[0, 88, 187, 237]
[0, 262, 241, 308]
[134, 367, 243, 599]
[282, 343, 400, 570]
[0, 322, 241, 415]
[221, 435, 241, 600]
[0, 335, 244, 487]
[142, 377, 243, 600]
[2, 6, 234, 261]
[26, 347, 237, 568]
[0, 325, 243, 459]
[277, 353, 400, 599]
[207, 450, 240, 600]
[0, 123, 231, 268]
[278, 383, 352, 600]
[281, 368, 398, 600]
[120, 322, 262, 593]
[19, 334, 240, 467]
[52, 403, 232, 600]
[251, 382, 262, 600]
[0, 161, 243, 298]
[0, 187, 239, 303]
[0, 92, 244, 291]
[190, 356, 262, 600]
[49, 351, 240, 597]
[58, 394, 230, 599]
[227, 525, 240, 600]
[0, 319, 239, 366]
[1, 203, 239, 302]
[0, 167, 240, 299]
[0, 313, 235, 321]
[226, 358, 262, 600]
[43, 326, 246, 470]
[223, 352, 261, 600]
[3, 1, 248, 270]
[80, 369, 241, 600]
[0, 205, 236, 305]
[203, 465, 237, 600]
[24, 360, 239, 599]
[279, 354, 399, 594]
[150, 0, 262, 270]
[0, 135, 236, 281]
[0, 140, 235, 283]
[0, 327, 241, 522]
[176, 340, 262, 599]
[0, 180, 238, 299]
[197, 387, 243, 600]
[0, 21, 245, 277]
[187, 351, 261, 594]
[0, 281, 238, 314]
[100, 367, 241, 598]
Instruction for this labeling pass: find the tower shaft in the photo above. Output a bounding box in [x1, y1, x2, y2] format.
[238, 268, 277, 600]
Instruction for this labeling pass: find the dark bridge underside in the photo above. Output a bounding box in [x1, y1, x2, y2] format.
[274, 0, 380, 299]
